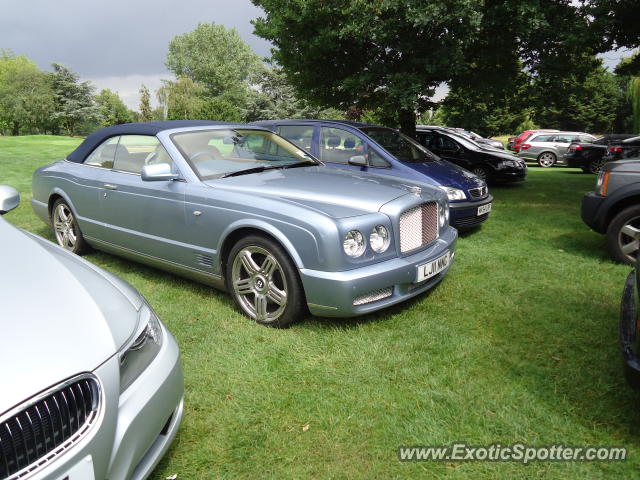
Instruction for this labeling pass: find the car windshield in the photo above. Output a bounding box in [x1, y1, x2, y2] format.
[445, 132, 485, 151]
[171, 129, 317, 179]
[359, 127, 436, 163]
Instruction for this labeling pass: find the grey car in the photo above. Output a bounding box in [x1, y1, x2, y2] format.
[0, 186, 183, 480]
[582, 161, 640, 264]
[31, 121, 457, 327]
[517, 131, 596, 167]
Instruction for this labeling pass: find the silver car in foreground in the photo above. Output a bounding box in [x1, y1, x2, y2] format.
[517, 131, 596, 167]
[31, 121, 457, 328]
[0, 186, 183, 480]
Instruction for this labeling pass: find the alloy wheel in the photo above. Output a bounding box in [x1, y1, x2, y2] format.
[471, 167, 487, 181]
[537, 153, 556, 168]
[618, 219, 640, 264]
[53, 203, 78, 250]
[231, 246, 288, 323]
[589, 159, 605, 174]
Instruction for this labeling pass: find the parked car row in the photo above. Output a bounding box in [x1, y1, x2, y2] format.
[0, 116, 529, 479]
[509, 127, 640, 173]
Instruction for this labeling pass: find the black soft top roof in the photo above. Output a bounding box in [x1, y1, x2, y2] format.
[66, 120, 239, 163]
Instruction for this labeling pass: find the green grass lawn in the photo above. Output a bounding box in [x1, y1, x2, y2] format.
[2, 135, 640, 479]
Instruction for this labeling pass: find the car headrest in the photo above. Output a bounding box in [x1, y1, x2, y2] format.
[344, 137, 356, 149]
[327, 136, 340, 148]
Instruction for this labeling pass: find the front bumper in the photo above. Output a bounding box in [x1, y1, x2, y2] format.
[581, 191, 607, 233]
[620, 270, 640, 389]
[31, 323, 184, 480]
[493, 166, 527, 182]
[450, 195, 493, 230]
[301, 226, 457, 317]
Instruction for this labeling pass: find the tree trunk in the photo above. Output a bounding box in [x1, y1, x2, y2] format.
[398, 109, 416, 138]
[11, 122, 19, 136]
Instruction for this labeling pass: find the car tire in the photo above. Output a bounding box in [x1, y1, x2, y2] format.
[588, 158, 606, 174]
[226, 234, 306, 328]
[50, 198, 89, 255]
[607, 205, 640, 265]
[470, 167, 488, 182]
[537, 152, 556, 168]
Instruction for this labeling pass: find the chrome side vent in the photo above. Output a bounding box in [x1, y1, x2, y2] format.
[195, 254, 214, 268]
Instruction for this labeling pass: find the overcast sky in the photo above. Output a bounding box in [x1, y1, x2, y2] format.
[0, 1, 631, 111]
[0, 0, 272, 108]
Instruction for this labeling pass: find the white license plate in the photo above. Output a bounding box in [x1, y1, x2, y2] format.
[416, 251, 450, 283]
[57, 455, 95, 480]
[477, 203, 492, 216]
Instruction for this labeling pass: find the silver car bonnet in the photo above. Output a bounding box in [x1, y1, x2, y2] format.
[0, 218, 142, 415]
[204, 166, 439, 218]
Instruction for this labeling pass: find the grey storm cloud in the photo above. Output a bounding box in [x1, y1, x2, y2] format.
[0, 0, 272, 77]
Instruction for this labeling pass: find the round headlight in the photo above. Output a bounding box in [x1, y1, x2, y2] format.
[343, 230, 365, 257]
[370, 225, 390, 253]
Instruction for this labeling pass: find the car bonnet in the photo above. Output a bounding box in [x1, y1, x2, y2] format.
[0, 219, 141, 416]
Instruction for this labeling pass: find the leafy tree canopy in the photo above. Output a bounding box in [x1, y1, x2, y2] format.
[0, 51, 54, 135]
[50, 63, 101, 135]
[166, 22, 263, 97]
[95, 89, 132, 127]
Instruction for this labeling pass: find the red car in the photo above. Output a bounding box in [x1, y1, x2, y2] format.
[509, 129, 559, 152]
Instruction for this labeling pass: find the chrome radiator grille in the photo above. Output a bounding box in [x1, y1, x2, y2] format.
[469, 186, 488, 198]
[399, 202, 438, 253]
[0, 375, 100, 480]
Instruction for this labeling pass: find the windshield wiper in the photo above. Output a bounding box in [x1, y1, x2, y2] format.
[281, 162, 316, 169]
[221, 162, 316, 178]
[221, 166, 279, 178]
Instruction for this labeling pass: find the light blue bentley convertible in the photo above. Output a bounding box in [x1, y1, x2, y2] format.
[32, 121, 457, 327]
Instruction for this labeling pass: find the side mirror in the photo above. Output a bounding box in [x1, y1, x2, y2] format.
[141, 163, 180, 182]
[0, 185, 20, 215]
[348, 155, 368, 167]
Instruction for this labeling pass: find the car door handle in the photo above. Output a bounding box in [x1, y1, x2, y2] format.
[103, 184, 118, 190]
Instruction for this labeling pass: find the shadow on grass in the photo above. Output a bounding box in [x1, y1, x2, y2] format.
[550, 231, 611, 262]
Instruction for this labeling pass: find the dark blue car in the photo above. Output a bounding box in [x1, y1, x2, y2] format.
[254, 120, 493, 230]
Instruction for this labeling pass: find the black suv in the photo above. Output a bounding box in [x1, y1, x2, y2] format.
[582, 160, 640, 264]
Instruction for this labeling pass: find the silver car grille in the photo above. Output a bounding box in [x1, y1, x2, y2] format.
[468, 186, 487, 198]
[399, 202, 438, 253]
[353, 287, 393, 306]
[0, 374, 101, 480]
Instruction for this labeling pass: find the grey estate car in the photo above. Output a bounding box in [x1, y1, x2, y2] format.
[31, 121, 457, 327]
[518, 132, 596, 167]
[0, 186, 183, 480]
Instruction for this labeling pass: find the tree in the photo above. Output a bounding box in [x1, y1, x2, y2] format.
[253, 1, 486, 136]
[244, 67, 344, 121]
[95, 89, 132, 127]
[252, 1, 600, 136]
[166, 23, 262, 98]
[50, 63, 101, 135]
[158, 77, 206, 120]
[139, 84, 153, 121]
[0, 52, 55, 135]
